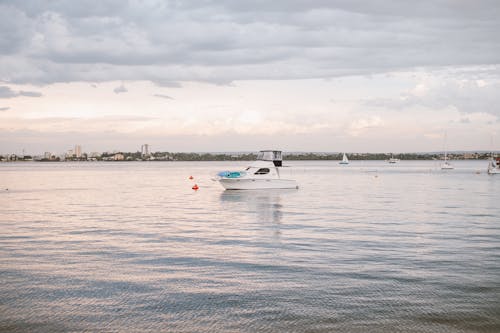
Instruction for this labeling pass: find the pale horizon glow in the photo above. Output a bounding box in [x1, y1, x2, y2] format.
[1, 1, 499, 155]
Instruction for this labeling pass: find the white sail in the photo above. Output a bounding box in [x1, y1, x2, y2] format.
[441, 132, 454, 170]
[487, 156, 500, 174]
[487, 138, 499, 174]
[339, 153, 349, 164]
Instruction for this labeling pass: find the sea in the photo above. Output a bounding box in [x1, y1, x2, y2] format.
[1, 160, 499, 332]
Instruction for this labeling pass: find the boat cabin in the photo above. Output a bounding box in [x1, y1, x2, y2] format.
[257, 150, 282, 167]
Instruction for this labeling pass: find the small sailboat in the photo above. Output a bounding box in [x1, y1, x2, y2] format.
[441, 132, 454, 170]
[486, 138, 499, 174]
[339, 153, 349, 165]
[487, 156, 500, 174]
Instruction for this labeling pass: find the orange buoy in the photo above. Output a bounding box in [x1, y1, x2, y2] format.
[189, 176, 194, 180]
[192, 184, 199, 190]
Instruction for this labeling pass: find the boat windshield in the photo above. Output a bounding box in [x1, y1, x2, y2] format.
[257, 151, 282, 161]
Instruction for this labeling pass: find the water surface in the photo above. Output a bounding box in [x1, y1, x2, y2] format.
[1, 161, 499, 332]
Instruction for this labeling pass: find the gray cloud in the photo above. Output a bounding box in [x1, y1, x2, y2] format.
[19, 90, 43, 97]
[153, 94, 174, 100]
[0, 86, 17, 98]
[0, 106, 10, 111]
[0, 0, 499, 85]
[0, 86, 43, 98]
[113, 84, 127, 94]
[153, 80, 182, 88]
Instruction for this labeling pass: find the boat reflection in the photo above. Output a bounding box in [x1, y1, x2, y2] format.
[219, 190, 296, 225]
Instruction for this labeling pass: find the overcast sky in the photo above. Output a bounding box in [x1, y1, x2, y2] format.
[1, 0, 499, 154]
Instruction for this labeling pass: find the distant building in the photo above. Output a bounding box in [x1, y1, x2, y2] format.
[44, 152, 52, 159]
[463, 153, 478, 159]
[75, 145, 82, 158]
[113, 153, 124, 161]
[141, 144, 150, 157]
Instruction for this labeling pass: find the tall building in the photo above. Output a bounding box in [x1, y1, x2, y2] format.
[75, 145, 82, 158]
[141, 144, 150, 156]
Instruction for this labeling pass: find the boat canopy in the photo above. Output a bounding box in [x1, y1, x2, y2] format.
[257, 150, 282, 166]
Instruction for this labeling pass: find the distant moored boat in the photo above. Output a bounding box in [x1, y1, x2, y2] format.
[441, 132, 454, 170]
[339, 153, 349, 165]
[487, 156, 500, 174]
[387, 154, 400, 163]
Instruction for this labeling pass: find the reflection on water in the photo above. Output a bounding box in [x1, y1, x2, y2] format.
[220, 190, 293, 223]
[220, 190, 293, 241]
[1, 161, 499, 332]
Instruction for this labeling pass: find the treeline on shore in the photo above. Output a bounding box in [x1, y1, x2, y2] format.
[5, 151, 491, 162]
[92, 151, 479, 161]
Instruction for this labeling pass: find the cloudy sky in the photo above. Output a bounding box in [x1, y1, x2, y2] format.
[1, 0, 499, 154]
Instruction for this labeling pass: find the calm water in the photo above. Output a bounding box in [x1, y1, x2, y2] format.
[1, 160, 499, 332]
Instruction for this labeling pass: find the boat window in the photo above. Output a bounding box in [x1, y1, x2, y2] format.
[254, 168, 270, 175]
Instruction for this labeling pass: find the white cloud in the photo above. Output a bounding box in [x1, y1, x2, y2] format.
[364, 69, 500, 117]
[347, 116, 384, 137]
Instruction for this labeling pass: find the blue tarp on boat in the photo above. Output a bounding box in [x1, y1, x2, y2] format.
[217, 171, 246, 178]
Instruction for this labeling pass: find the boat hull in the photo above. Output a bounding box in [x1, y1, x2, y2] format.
[488, 168, 500, 174]
[219, 178, 298, 190]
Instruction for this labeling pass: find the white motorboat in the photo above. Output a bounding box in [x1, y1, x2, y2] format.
[487, 156, 500, 174]
[339, 153, 349, 165]
[387, 154, 400, 163]
[216, 150, 298, 190]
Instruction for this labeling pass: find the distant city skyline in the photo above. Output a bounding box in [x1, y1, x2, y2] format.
[3, 143, 499, 158]
[1, 1, 499, 154]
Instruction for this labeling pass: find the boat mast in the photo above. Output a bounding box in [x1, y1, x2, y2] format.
[443, 132, 448, 162]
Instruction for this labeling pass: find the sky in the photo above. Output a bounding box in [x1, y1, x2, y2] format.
[1, 0, 500, 154]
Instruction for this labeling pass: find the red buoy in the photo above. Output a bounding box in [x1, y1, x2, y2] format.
[192, 184, 199, 190]
[189, 176, 194, 180]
